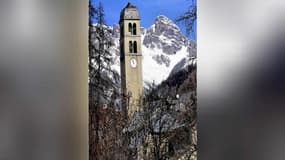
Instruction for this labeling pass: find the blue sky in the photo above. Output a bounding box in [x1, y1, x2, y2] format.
[91, 0, 196, 40]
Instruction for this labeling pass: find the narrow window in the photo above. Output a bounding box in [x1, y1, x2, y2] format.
[128, 23, 132, 34]
[134, 41, 137, 53]
[120, 24, 124, 37]
[129, 41, 133, 53]
[133, 23, 137, 35]
[120, 42, 124, 56]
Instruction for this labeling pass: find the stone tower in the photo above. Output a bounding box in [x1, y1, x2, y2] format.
[120, 2, 143, 117]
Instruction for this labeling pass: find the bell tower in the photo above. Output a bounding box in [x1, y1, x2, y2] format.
[120, 2, 143, 117]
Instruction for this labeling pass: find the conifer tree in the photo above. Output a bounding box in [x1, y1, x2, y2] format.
[89, 1, 116, 160]
[89, 1, 114, 106]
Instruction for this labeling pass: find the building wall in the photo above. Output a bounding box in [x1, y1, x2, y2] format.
[120, 18, 143, 116]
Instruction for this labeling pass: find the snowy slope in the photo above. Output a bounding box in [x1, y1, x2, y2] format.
[95, 15, 196, 86]
[169, 56, 197, 78]
[142, 44, 192, 84]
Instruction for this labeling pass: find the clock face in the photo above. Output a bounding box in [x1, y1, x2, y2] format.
[130, 58, 137, 68]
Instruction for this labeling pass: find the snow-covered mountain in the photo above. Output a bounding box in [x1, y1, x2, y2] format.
[99, 15, 196, 86]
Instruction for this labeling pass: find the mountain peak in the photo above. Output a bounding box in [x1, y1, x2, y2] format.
[154, 15, 178, 28]
[143, 15, 187, 55]
[152, 15, 180, 33]
[155, 15, 172, 23]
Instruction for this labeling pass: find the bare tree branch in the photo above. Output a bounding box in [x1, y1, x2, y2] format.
[176, 0, 197, 37]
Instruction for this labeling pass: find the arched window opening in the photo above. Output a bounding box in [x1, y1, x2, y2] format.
[134, 41, 137, 53]
[120, 24, 124, 37]
[128, 23, 132, 34]
[129, 41, 133, 53]
[120, 42, 124, 56]
[133, 23, 137, 35]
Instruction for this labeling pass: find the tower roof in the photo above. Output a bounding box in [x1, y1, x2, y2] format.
[126, 2, 136, 8]
[120, 2, 140, 21]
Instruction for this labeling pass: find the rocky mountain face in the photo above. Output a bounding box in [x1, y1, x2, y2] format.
[93, 15, 197, 86]
[143, 15, 195, 56]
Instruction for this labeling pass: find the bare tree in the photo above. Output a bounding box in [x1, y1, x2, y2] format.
[145, 85, 179, 160]
[134, 68, 197, 160]
[176, 0, 197, 37]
